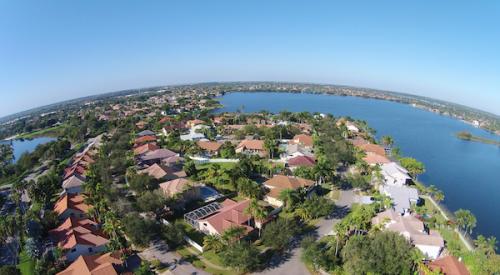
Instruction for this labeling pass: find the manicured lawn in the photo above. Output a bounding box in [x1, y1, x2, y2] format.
[177, 246, 236, 275]
[17, 250, 35, 275]
[196, 162, 237, 170]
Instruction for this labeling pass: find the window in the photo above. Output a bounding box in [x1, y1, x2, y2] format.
[88, 247, 93, 252]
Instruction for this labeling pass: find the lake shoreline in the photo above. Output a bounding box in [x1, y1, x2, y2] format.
[220, 90, 500, 136]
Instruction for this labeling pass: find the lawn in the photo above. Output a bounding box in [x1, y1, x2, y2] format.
[17, 125, 65, 139]
[17, 250, 35, 275]
[196, 162, 237, 170]
[176, 246, 236, 275]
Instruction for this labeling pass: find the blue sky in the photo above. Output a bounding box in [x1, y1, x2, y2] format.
[1, 1, 499, 117]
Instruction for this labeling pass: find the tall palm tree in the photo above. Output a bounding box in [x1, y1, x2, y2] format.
[278, 189, 300, 210]
[203, 235, 224, 252]
[244, 199, 268, 236]
[222, 226, 246, 244]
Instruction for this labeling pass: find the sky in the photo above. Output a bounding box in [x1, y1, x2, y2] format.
[1, 1, 499, 117]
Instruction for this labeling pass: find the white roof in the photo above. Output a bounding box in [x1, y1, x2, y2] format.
[380, 185, 419, 213]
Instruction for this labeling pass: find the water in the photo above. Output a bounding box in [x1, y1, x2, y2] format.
[0, 137, 56, 163]
[218, 92, 500, 240]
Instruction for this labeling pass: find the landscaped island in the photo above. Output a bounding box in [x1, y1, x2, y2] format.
[456, 131, 500, 146]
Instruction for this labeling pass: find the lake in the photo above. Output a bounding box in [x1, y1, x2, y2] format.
[218, 92, 500, 240]
[0, 137, 56, 163]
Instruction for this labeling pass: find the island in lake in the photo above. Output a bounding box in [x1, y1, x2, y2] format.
[456, 131, 500, 146]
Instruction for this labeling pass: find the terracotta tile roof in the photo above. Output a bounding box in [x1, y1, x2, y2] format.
[236, 140, 265, 151]
[356, 143, 386, 156]
[200, 199, 254, 235]
[159, 116, 175, 124]
[349, 137, 369, 147]
[263, 175, 315, 190]
[187, 119, 205, 127]
[49, 217, 108, 250]
[56, 252, 123, 275]
[138, 164, 168, 180]
[159, 178, 192, 197]
[428, 256, 470, 275]
[134, 135, 157, 146]
[64, 165, 87, 179]
[288, 155, 316, 167]
[197, 141, 222, 152]
[133, 143, 159, 156]
[54, 194, 90, 217]
[363, 151, 391, 165]
[291, 134, 314, 147]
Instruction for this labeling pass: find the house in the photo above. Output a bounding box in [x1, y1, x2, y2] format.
[281, 143, 314, 160]
[133, 143, 159, 156]
[186, 119, 206, 128]
[379, 184, 419, 214]
[363, 151, 391, 165]
[161, 155, 184, 167]
[287, 155, 316, 170]
[139, 148, 178, 165]
[345, 121, 359, 133]
[134, 135, 157, 147]
[49, 217, 109, 262]
[235, 140, 266, 157]
[56, 252, 126, 275]
[62, 174, 86, 194]
[139, 163, 186, 181]
[372, 209, 444, 259]
[197, 199, 254, 236]
[290, 134, 314, 148]
[381, 162, 412, 186]
[181, 124, 209, 141]
[54, 194, 90, 220]
[136, 129, 155, 137]
[356, 143, 386, 156]
[428, 255, 470, 275]
[197, 141, 222, 156]
[263, 175, 315, 207]
[138, 164, 168, 180]
[63, 164, 87, 180]
[159, 178, 199, 200]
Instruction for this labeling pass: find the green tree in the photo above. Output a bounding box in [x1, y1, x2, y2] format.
[162, 222, 186, 249]
[454, 209, 477, 236]
[244, 199, 268, 236]
[219, 242, 260, 272]
[0, 265, 21, 275]
[236, 177, 261, 199]
[136, 190, 166, 213]
[261, 218, 298, 251]
[183, 159, 198, 178]
[122, 213, 158, 247]
[203, 234, 225, 252]
[400, 157, 425, 180]
[342, 231, 414, 275]
[278, 188, 301, 210]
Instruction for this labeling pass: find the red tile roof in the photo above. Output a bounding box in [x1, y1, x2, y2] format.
[134, 135, 157, 146]
[356, 143, 386, 156]
[54, 194, 90, 217]
[236, 140, 265, 151]
[197, 141, 222, 152]
[263, 175, 314, 190]
[288, 155, 316, 167]
[56, 252, 123, 275]
[291, 134, 314, 147]
[49, 217, 108, 250]
[133, 143, 159, 156]
[363, 151, 391, 165]
[201, 199, 253, 235]
[428, 256, 470, 275]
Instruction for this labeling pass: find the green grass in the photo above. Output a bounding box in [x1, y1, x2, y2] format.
[176, 220, 206, 245]
[196, 162, 237, 170]
[17, 125, 65, 139]
[17, 250, 35, 275]
[177, 246, 236, 275]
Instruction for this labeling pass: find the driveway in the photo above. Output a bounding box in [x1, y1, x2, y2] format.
[254, 189, 358, 275]
[139, 240, 208, 275]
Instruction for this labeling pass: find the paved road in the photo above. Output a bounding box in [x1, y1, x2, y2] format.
[139, 241, 208, 275]
[254, 189, 358, 275]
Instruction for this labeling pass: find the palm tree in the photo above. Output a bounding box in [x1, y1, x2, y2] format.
[381, 136, 394, 149]
[222, 226, 246, 244]
[278, 189, 300, 210]
[203, 235, 224, 252]
[244, 199, 268, 236]
[474, 235, 497, 256]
